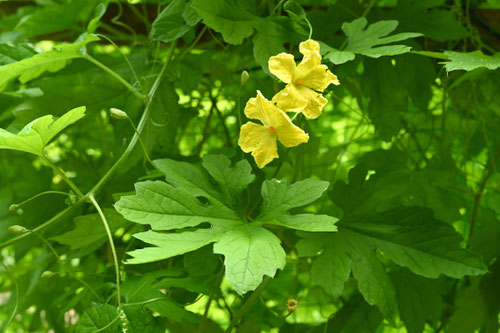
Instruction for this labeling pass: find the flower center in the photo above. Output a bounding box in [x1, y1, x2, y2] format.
[269, 126, 276, 133]
[295, 78, 303, 84]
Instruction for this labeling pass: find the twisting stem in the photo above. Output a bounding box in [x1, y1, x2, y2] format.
[0, 261, 18, 333]
[125, 115, 158, 170]
[88, 194, 121, 309]
[29, 229, 102, 302]
[10, 190, 69, 210]
[225, 276, 270, 333]
[83, 55, 147, 100]
[41, 155, 84, 198]
[95, 34, 144, 94]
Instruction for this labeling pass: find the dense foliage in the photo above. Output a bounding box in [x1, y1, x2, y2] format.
[0, 0, 499, 332]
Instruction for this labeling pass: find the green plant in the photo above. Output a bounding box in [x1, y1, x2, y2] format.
[0, 1, 499, 332]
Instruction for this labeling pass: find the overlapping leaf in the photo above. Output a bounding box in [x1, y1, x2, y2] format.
[0, 34, 99, 91]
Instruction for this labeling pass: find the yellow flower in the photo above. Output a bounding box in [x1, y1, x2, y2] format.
[269, 39, 340, 119]
[238, 91, 309, 168]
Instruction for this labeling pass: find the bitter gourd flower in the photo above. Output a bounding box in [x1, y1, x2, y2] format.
[238, 91, 309, 168]
[269, 39, 340, 119]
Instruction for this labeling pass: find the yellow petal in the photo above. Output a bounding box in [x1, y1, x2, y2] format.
[272, 84, 308, 113]
[296, 85, 328, 119]
[275, 111, 309, 147]
[272, 84, 327, 119]
[299, 64, 340, 92]
[299, 39, 321, 65]
[238, 122, 278, 168]
[244, 91, 282, 126]
[268, 53, 296, 84]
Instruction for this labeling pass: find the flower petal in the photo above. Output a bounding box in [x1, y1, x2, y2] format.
[299, 64, 340, 91]
[238, 122, 278, 168]
[272, 84, 308, 114]
[268, 53, 296, 84]
[299, 39, 321, 65]
[276, 111, 309, 147]
[244, 91, 282, 126]
[296, 85, 329, 119]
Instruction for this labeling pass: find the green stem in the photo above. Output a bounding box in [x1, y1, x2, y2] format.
[88, 194, 121, 309]
[180, 26, 208, 58]
[83, 55, 147, 100]
[29, 230, 102, 302]
[0, 261, 18, 333]
[0, 43, 177, 251]
[304, 17, 313, 39]
[10, 190, 69, 210]
[90, 41, 176, 195]
[225, 276, 270, 333]
[41, 155, 84, 198]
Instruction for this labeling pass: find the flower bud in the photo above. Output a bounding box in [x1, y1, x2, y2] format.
[9, 225, 28, 235]
[9, 204, 18, 212]
[241, 70, 250, 86]
[110, 108, 128, 120]
[41, 271, 55, 278]
[287, 299, 298, 312]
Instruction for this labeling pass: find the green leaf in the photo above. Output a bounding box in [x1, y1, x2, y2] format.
[361, 57, 408, 140]
[252, 17, 304, 72]
[0, 34, 99, 91]
[0, 106, 86, 155]
[394, 0, 468, 42]
[126, 228, 220, 264]
[327, 295, 383, 333]
[441, 51, 500, 72]
[201, 154, 255, 203]
[76, 304, 119, 332]
[87, 3, 106, 34]
[311, 238, 351, 298]
[122, 271, 199, 323]
[297, 231, 397, 320]
[340, 207, 488, 278]
[392, 270, 444, 333]
[258, 178, 338, 232]
[151, 0, 193, 43]
[323, 17, 421, 64]
[116, 155, 334, 294]
[213, 223, 286, 295]
[51, 209, 129, 250]
[345, 231, 397, 321]
[191, 0, 260, 44]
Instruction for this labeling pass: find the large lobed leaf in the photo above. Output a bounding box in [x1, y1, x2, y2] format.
[323, 17, 422, 65]
[115, 154, 337, 294]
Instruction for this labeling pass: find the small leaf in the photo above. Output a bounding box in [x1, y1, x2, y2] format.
[213, 223, 286, 295]
[192, 0, 260, 45]
[258, 178, 338, 232]
[51, 209, 128, 250]
[0, 106, 86, 156]
[151, 0, 193, 43]
[441, 51, 500, 72]
[76, 304, 119, 332]
[323, 17, 421, 65]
